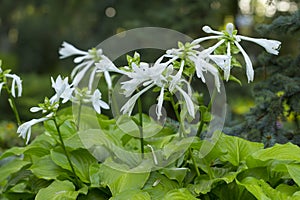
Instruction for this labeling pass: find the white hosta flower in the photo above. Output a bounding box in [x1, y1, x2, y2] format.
[234, 41, 254, 82]
[176, 85, 195, 118]
[237, 35, 281, 55]
[121, 57, 168, 97]
[193, 23, 281, 82]
[50, 75, 74, 104]
[167, 61, 195, 118]
[59, 41, 103, 87]
[121, 57, 195, 119]
[0, 82, 4, 95]
[121, 83, 155, 116]
[92, 55, 124, 90]
[59, 42, 89, 60]
[167, 40, 223, 92]
[156, 87, 165, 120]
[5, 74, 22, 97]
[30, 107, 44, 113]
[17, 117, 49, 144]
[210, 43, 232, 81]
[120, 55, 176, 117]
[189, 52, 221, 92]
[91, 89, 109, 114]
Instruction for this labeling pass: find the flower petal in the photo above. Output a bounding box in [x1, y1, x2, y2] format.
[17, 117, 49, 144]
[30, 107, 43, 113]
[156, 87, 165, 120]
[202, 25, 223, 35]
[234, 41, 254, 82]
[59, 41, 87, 59]
[238, 35, 281, 55]
[0, 82, 4, 95]
[176, 86, 195, 118]
[121, 83, 154, 116]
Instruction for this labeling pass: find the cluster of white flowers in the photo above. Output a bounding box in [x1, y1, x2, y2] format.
[59, 42, 123, 90]
[121, 55, 194, 120]
[16, 23, 281, 144]
[17, 75, 109, 144]
[192, 23, 281, 82]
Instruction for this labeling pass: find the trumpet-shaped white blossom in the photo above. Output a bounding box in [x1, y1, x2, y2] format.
[17, 117, 50, 144]
[120, 57, 169, 117]
[91, 89, 109, 114]
[2, 74, 23, 97]
[59, 41, 117, 91]
[50, 75, 74, 104]
[193, 23, 281, 82]
[92, 55, 125, 90]
[166, 41, 224, 92]
[59, 42, 102, 86]
[121, 57, 195, 119]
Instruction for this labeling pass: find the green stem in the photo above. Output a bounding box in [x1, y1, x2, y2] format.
[207, 88, 217, 111]
[137, 97, 144, 159]
[5, 87, 21, 125]
[196, 88, 217, 138]
[170, 95, 183, 137]
[53, 118, 80, 187]
[76, 101, 82, 131]
[170, 95, 200, 177]
[111, 89, 120, 116]
[189, 148, 200, 177]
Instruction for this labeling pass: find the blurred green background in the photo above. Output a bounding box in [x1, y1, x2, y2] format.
[0, 0, 299, 147]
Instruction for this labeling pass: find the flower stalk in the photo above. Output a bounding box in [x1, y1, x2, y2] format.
[53, 117, 80, 188]
[137, 97, 144, 158]
[7, 92, 21, 126]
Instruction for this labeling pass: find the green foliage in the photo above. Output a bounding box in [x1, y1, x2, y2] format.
[1, 111, 300, 199]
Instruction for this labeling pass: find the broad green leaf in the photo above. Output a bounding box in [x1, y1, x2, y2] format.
[162, 137, 196, 160]
[160, 167, 188, 183]
[187, 175, 218, 195]
[211, 182, 256, 200]
[110, 189, 151, 200]
[0, 159, 30, 183]
[35, 180, 79, 200]
[89, 163, 101, 187]
[143, 172, 179, 200]
[218, 133, 264, 166]
[24, 146, 49, 157]
[276, 184, 299, 196]
[251, 143, 300, 162]
[0, 147, 26, 160]
[162, 188, 198, 200]
[0, 135, 54, 160]
[99, 164, 150, 195]
[78, 129, 142, 167]
[44, 119, 77, 140]
[188, 164, 244, 196]
[51, 148, 97, 183]
[30, 155, 69, 180]
[286, 164, 300, 187]
[64, 134, 85, 150]
[116, 114, 164, 139]
[237, 177, 292, 200]
[292, 191, 300, 199]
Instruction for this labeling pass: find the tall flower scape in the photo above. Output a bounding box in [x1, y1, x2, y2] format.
[1, 23, 292, 200]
